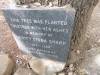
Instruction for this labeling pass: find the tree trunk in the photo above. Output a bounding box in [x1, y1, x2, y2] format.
[67, 0, 98, 74]
[68, 0, 99, 64]
[56, 0, 99, 75]
[68, 0, 99, 63]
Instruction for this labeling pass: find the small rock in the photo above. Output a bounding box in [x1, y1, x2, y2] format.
[43, 59, 65, 75]
[69, 64, 74, 71]
[45, 64, 64, 75]
[97, 39, 100, 43]
[29, 57, 45, 75]
[22, 5, 30, 8]
[59, 73, 65, 75]
[68, 72, 73, 75]
[52, 0, 58, 6]
[0, 54, 14, 75]
[94, 54, 100, 66]
[33, 2, 41, 7]
[48, 2, 53, 7]
[29, 57, 65, 75]
[14, 67, 36, 75]
[76, 50, 80, 54]
[16, 59, 22, 65]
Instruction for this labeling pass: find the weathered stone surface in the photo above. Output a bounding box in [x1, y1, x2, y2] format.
[29, 57, 45, 75]
[3, 6, 75, 62]
[14, 67, 36, 75]
[29, 57, 65, 75]
[44, 59, 65, 75]
[0, 54, 14, 75]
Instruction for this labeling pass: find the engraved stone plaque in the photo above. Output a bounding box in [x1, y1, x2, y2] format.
[3, 7, 75, 62]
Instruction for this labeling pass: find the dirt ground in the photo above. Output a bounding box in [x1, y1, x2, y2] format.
[0, 0, 100, 68]
[0, 11, 29, 67]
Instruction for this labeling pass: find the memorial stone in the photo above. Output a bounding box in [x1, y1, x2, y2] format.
[3, 6, 75, 62]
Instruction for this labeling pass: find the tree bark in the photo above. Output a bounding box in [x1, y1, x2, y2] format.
[68, 0, 99, 64]
[56, 0, 99, 75]
[65, 0, 98, 75]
